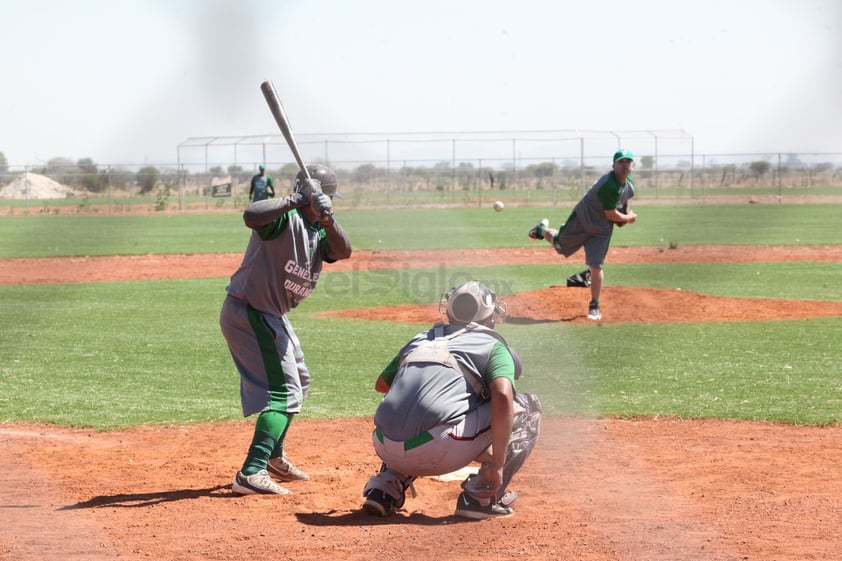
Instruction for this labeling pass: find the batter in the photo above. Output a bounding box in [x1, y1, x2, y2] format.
[221, 164, 352, 495]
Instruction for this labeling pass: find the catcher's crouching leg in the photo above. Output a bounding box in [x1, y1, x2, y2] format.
[499, 392, 542, 500]
[461, 392, 542, 505]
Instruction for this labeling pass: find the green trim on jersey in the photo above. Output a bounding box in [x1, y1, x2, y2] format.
[379, 355, 401, 388]
[256, 210, 294, 241]
[597, 172, 634, 210]
[246, 306, 289, 410]
[374, 426, 433, 450]
[316, 225, 333, 262]
[256, 209, 331, 261]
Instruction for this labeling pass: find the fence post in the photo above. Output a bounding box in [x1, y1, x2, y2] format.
[579, 137, 585, 195]
[24, 165, 30, 210]
[107, 165, 113, 215]
[690, 136, 695, 199]
[700, 154, 706, 203]
[478, 158, 483, 208]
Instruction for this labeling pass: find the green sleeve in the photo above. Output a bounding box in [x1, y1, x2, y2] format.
[597, 175, 621, 210]
[485, 342, 517, 390]
[379, 355, 401, 388]
[256, 210, 292, 240]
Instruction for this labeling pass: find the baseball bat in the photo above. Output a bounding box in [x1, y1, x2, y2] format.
[260, 81, 311, 181]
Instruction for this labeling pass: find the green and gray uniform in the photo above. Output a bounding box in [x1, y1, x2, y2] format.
[369, 323, 517, 478]
[362, 321, 543, 505]
[220, 193, 351, 417]
[249, 172, 275, 202]
[553, 171, 634, 268]
[375, 324, 516, 442]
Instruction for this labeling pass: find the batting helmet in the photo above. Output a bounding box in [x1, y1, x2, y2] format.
[440, 281, 506, 325]
[294, 164, 342, 198]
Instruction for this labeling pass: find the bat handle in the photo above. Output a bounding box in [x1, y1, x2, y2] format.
[259, 80, 311, 178]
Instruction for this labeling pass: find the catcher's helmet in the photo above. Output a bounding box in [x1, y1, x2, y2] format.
[294, 164, 342, 198]
[440, 281, 506, 325]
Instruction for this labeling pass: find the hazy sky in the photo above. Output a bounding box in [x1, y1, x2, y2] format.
[1, 0, 839, 167]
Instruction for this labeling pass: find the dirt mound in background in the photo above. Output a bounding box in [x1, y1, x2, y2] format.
[325, 285, 842, 324]
[6, 244, 842, 324]
[0, 172, 79, 199]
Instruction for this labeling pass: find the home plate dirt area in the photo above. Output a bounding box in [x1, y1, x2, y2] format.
[2, 245, 841, 561]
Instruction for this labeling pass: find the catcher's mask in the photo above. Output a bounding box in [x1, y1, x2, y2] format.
[439, 281, 506, 325]
[293, 164, 342, 198]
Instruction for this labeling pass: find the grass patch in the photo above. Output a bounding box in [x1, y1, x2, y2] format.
[2, 204, 840, 428]
[511, 320, 842, 424]
[1, 203, 840, 257]
[2, 260, 841, 428]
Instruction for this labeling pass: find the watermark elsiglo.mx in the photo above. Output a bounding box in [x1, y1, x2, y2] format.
[319, 263, 514, 302]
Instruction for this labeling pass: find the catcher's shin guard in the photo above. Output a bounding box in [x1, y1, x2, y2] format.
[498, 392, 542, 500]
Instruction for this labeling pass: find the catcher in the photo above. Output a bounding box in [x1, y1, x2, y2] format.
[220, 164, 352, 495]
[528, 148, 637, 321]
[361, 281, 541, 519]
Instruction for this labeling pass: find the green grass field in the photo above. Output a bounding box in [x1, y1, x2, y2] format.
[1, 204, 840, 428]
[0, 203, 839, 257]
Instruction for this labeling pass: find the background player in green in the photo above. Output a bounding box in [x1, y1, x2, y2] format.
[221, 164, 352, 495]
[527, 148, 638, 320]
[361, 281, 541, 519]
[249, 164, 275, 202]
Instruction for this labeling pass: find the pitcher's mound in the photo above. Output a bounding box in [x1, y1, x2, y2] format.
[324, 286, 842, 324]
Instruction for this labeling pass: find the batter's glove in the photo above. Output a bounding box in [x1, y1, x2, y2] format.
[296, 178, 322, 199]
[311, 192, 334, 225]
[287, 192, 309, 209]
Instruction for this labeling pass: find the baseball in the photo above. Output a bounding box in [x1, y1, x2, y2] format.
[493, 200, 505, 212]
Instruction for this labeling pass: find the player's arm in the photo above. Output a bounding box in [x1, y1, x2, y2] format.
[474, 376, 514, 495]
[243, 193, 307, 229]
[473, 343, 516, 495]
[307, 192, 351, 262]
[605, 207, 636, 225]
[267, 176, 275, 198]
[599, 182, 636, 225]
[489, 377, 514, 469]
[322, 220, 352, 262]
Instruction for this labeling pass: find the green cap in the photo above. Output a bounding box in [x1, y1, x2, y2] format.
[613, 148, 634, 162]
[258, 164, 266, 170]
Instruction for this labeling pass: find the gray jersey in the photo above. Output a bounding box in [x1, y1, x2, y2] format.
[374, 324, 516, 441]
[226, 209, 324, 316]
[552, 171, 635, 266]
[250, 173, 274, 202]
[573, 171, 635, 234]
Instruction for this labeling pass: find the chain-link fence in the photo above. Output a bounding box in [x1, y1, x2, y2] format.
[2, 130, 841, 214]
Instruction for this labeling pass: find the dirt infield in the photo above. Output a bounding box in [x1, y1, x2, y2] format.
[4, 244, 842, 286]
[2, 245, 842, 561]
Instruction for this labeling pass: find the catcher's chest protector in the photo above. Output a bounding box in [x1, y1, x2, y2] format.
[399, 323, 486, 398]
